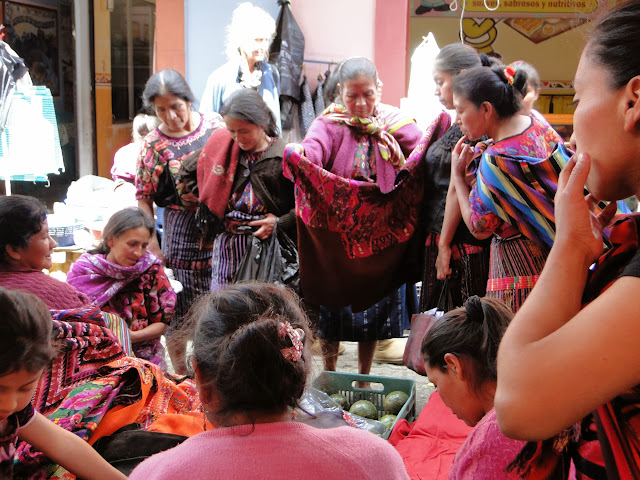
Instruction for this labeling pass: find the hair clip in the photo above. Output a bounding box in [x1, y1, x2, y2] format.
[504, 66, 516, 85]
[277, 321, 303, 362]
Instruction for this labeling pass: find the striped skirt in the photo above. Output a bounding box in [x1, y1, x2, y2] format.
[162, 208, 212, 330]
[485, 234, 547, 313]
[210, 231, 252, 291]
[317, 285, 411, 342]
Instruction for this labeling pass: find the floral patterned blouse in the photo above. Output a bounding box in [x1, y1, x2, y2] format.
[468, 114, 563, 238]
[0, 404, 35, 478]
[101, 264, 176, 331]
[135, 112, 224, 210]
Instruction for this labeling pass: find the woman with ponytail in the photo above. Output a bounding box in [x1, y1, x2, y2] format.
[421, 296, 523, 479]
[449, 65, 563, 312]
[129, 283, 409, 480]
[420, 44, 494, 313]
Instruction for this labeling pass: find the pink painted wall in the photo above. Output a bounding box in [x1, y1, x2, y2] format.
[375, 0, 410, 107]
[291, 0, 409, 107]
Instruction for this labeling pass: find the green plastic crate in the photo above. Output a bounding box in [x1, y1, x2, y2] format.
[311, 371, 416, 439]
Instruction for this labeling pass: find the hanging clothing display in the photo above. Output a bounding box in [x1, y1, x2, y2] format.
[1, 40, 62, 191]
[313, 74, 325, 117]
[299, 75, 315, 137]
[0, 85, 64, 181]
[403, 33, 448, 130]
[269, 0, 305, 131]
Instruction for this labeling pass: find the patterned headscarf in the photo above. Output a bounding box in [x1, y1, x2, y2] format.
[321, 103, 412, 169]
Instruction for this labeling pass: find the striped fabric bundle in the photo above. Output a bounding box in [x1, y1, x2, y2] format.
[473, 142, 572, 251]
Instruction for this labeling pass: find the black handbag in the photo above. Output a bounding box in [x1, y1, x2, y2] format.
[152, 166, 180, 207]
[234, 224, 300, 294]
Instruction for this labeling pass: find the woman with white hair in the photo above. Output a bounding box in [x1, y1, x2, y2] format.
[200, 2, 281, 132]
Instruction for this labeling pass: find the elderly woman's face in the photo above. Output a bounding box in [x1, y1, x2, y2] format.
[241, 37, 270, 64]
[10, 220, 57, 271]
[339, 75, 379, 118]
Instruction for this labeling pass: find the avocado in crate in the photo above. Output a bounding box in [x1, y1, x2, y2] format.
[312, 371, 416, 439]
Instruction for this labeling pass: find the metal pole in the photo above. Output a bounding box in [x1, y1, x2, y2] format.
[74, 0, 96, 177]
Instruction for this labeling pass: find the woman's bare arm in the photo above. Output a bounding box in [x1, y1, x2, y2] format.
[495, 153, 626, 440]
[436, 181, 463, 279]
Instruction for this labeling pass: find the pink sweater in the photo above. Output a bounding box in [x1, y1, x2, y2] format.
[129, 421, 410, 480]
[301, 103, 422, 193]
[0, 269, 91, 309]
[449, 408, 524, 480]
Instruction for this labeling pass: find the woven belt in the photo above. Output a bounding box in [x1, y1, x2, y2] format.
[486, 275, 540, 291]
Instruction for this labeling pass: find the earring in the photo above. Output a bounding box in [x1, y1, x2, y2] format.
[200, 403, 207, 432]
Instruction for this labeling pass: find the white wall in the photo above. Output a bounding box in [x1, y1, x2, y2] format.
[291, 0, 376, 91]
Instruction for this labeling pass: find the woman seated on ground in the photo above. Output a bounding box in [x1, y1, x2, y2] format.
[421, 296, 524, 479]
[129, 283, 410, 480]
[0, 194, 133, 351]
[67, 207, 176, 369]
[450, 64, 563, 312]
[496, 1, 640, 477]
[0, 195, 203, 476]
[181, 88, 295, 291]
[0, 194, 90, 309]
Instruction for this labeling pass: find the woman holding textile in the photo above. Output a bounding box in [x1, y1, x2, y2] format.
[420, 44, 492, 312]
[292, 57, 422, 376]
[67, 207, 176, 369]
[496, 1, 640, 477]
[182, 88, 295, 290]
[450, 65, 563, 312]
[136, 69, 223, 374]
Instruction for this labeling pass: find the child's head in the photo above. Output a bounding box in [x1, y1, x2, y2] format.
[0, 287, 56, 377]
[187, 283, 311, 426]
[421, 296, 513, 426]
[0, 287, 55, 418]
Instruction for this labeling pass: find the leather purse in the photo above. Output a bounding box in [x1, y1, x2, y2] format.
[403, 281, 447, 376]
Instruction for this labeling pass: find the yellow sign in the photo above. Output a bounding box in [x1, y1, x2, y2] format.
[470, 0, 599, 14]
[412, 0, 604, 18]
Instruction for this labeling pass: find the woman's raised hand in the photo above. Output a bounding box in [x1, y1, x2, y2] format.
[248, 213, 278, 240]
[554, 152, 617, 264]
[451, 135, 473, 178]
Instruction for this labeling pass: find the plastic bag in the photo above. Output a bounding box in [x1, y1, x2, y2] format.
[294, 387, 388, 436]
[234, 224, 299, 293]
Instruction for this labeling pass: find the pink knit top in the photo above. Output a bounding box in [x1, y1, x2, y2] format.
[129, 421, 410, 480]
[0, 269, 90, 309]
[449, 408, 525, 480]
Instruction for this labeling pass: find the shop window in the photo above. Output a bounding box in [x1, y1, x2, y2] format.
[110, 0, 155, 122]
